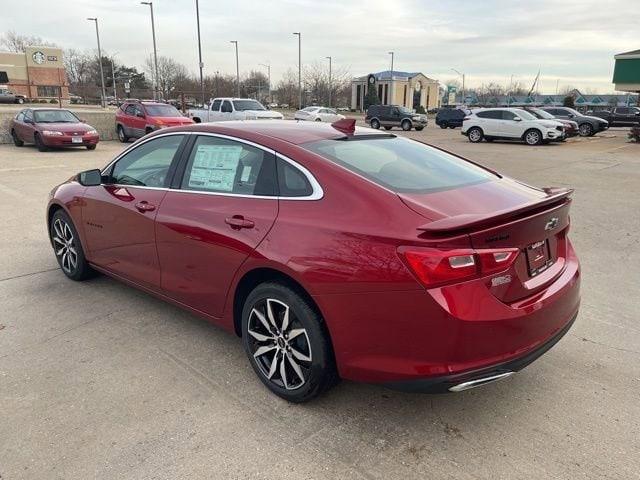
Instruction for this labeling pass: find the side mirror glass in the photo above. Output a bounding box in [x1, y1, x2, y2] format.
[567, 113, 574, 118]
[78, 169, 102, 186]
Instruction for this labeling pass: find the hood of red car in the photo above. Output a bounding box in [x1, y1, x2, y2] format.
[398, 177, 548, 222]
[153, 116, 194, 126]
[35, 122, 95, 133]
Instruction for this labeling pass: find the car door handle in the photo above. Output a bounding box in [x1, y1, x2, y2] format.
[135, 201, 156, 213]
[225, 215, 255, 229]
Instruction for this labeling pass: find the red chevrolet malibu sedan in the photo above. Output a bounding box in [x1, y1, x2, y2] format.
[46, 120, 580, 402]
[11, 108, 100, 151]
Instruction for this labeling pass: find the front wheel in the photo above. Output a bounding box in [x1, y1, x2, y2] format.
[49, 210, 95, 281]
[11, 130, 23, 147]
[34, 133, 48, 152]
[401, 119, 412, 131]
[439, 122, 448, 129]
[578, 123, 593, 137]
[524, 129, 542, 146]
[467, 127, 484, 143]
[16, 97, 24, 104]
[242, 282, 337, 403]
[117, 125, 129, 143]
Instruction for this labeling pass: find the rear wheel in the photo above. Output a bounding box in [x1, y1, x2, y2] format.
[49, 210, 95, 281]
[578, 123, 593, 137]
[11, 130, 23, 147]
[242, 282, 337, 403]
[439, 121, 448, 129]
[401, 119, 412, 131]
[524, 129, 542, 146]
[117, 125, 129, 143]
[34, 133, 48, 152]
[314, 117, 322, 122]
[467, 127, 484, 143]
[370, 119, 380, 129]
[16, 97, 24, 104]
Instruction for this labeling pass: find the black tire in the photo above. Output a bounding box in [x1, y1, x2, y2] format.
[439, 121, 448, 129]
[11, 130, 23, 147]
[241, 282, 337, 403]
[370, 119, 380, 129]
[34, 133, 48, 152]
[86, 144, 97, 150]
[315, 117, 322, 122]
[49, 209, 96, 281]
[578, 123, 593, 137]
[415, 126, 424, 131]
[467, 127, 484, 143]
[448, 125, 456, 129]
[117, 125, 129, 143]
[145, 127, 153, 136]
[384, 126, 393, 130]
[524, 128, 542, 146]
[401, 119, 412, 131]
[192, 117, 201, 123]
[16, 97, 24, 104]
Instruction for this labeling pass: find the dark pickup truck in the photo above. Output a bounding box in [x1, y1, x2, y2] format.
[591, 107, 640, 127]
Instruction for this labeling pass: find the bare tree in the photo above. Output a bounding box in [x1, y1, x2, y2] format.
[302, 61, 351, 107]
[144, 55, 188, 99]
[274, 68, 299, 107]
[1, 31, 56, 52]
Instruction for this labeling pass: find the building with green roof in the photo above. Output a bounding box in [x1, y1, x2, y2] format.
[613, 49, 640, 92]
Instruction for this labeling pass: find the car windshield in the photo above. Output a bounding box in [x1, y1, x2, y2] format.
[514, 109, 536, 121]
[143, 104, 181, 117]
[33, 110, 79, 123]
[233, 100, 266, 111]
[303, 136, 496, 193]
[529, 108, 555, 120]
[564, 108, 581, 116]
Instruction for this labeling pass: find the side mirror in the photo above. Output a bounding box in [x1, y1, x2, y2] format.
[79, 118, 86, 123]
[635, 111, 640, 116]
[136, 111, 145, 118]
[567, 113, 575, 118]
[514, 117, 522, 121]
[78, 169, 102, 186]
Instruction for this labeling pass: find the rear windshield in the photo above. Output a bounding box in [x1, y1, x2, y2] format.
[144, 104, 181, 117]
[233, 100, 266, 111]
[303, 136, 496, 193]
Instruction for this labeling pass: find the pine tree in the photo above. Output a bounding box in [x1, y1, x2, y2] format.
[364, 86, 381, 110]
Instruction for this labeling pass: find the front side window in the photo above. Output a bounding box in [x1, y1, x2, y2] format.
[232, 100, 266, 111]
[124, 104, 136, 115]
[513, 109, 536, 121]
[16, 111, 25, 121]
[304, 136, 496, 194]
[180, 136, 276, 196]
[110, 135, 184, 187]
[501, 110, 518, 121]
[33, 110, 79, 123]
[211, 99, 222, 111]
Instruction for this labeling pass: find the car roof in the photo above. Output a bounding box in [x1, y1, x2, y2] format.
[154, 120, 391, 145]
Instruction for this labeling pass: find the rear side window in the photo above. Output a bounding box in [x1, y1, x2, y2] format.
[304, 137, 496, 193]
[277, 158, 312, 197]
[180, 136, 276, 196]
[476, 110, 501, 119]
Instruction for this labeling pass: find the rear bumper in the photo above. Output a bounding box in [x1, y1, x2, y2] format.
[383, 311, 577, 393]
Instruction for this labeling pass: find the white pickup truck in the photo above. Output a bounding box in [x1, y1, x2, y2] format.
[187, 97, 284, 123]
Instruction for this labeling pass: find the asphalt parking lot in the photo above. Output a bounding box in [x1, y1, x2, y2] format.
[1, 124, 639, 479]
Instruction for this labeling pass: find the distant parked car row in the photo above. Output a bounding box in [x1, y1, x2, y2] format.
[294, 106, 345, 122]
[0, 89, 26, 104]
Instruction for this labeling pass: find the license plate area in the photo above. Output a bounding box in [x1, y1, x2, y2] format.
[71, 136, 83, 143]
[525, 239, 553, 277]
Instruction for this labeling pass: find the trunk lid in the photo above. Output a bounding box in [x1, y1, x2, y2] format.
[400, 178, 573, 303]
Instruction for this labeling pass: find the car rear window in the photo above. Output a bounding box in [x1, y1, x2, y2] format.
[303, 136, 496, 193]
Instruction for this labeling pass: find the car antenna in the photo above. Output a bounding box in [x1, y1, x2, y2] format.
[331, 118, 356, 135]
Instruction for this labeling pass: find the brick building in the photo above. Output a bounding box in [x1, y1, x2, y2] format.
[0, 46, 69, 99]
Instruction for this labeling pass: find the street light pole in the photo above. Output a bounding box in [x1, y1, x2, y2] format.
[141, 2, 159, 100]
[451, 68, 465, 105]
[388, 51, 394, 105]
[110, 53, 118, 102]
[259, 63, 271, 103]
[326, 56, 332, 107]
[195, 0, 205, 105]
[293, 32, 301, 108]
[87, 17, 106, 108]
[230, 41, 240, 97]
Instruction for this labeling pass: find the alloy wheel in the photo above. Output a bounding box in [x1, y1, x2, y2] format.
[579, 123, 592, 136]
[469, 128, 482, 142]
[525, 130, 541, 145]
[247, 298, 312, 390]
[52, 218, 78, 274]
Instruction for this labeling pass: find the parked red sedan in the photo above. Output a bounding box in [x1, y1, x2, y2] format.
[46, 120, 580, 402]
[11, 108, 100, 151]
[115, 100, 194, 142]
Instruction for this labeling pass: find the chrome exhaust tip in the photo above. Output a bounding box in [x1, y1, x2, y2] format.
[448, 371, 515, 392]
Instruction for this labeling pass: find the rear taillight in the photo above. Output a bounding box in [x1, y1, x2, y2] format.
[398, 247, 519, 288]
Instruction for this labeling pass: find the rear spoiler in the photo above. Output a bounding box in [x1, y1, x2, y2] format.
[417, 187, 573, 234]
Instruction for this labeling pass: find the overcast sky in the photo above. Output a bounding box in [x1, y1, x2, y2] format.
[3, 0, 639, 93]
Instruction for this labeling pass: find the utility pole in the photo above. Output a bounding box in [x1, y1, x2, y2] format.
[141, 2, 159, 100]
[87, 17, 106, 108]
[452, 68, 465, 105]
[259, 63, 271, 104]
[326, 56, 332, 107]
[293, 32, 301, 108]
[388, 51, 394, 105]
[110, 55, 118, 101]
[195, 0, 205, 105]
[230, 41, 239, 97]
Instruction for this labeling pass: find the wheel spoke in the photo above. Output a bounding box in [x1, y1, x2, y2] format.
[68, 252, 77, 269]
[64, 223, 73, 241]
[287, 354, 305, 383]
[288, 328, 305, 340]
[280, 304, 290, 332]
[55, 246, 65, 256]
[280, 352, 289, 389]
[267, 352, 279, 379]
[290, 345, 311, 363]
[266, 300, 279, 330]
[248, 328, 272, 342]
[251, 308, 272, 333]
[62, 252, 69, 271]
[53, 236, 65, 246]
[253, 344, 276, 359]
[54, 220, 64, 239]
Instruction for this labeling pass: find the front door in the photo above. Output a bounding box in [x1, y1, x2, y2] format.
[82, 134, 187, 289]
[499, 110, 523, 138]
[155, 134, 279, 318]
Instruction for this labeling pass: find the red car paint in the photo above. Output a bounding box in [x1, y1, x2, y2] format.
[115, 101, 194, 140]
[47, 121, 580, 387]
[11, 108, 99, 148]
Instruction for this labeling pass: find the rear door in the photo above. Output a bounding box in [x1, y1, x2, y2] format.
[155, 133, 279, 317]
[82, 133, 187, 289]
[476, 110, 501, 135]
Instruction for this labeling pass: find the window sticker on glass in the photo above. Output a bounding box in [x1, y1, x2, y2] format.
[189, 144, 242, 192]
[240, 165, 252, 182]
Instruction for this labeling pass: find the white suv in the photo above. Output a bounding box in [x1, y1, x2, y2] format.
[461, 108, 565, 145]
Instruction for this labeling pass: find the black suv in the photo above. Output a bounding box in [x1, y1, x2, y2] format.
[365, 105, 427, 131]
[435, 108, 467, 129]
